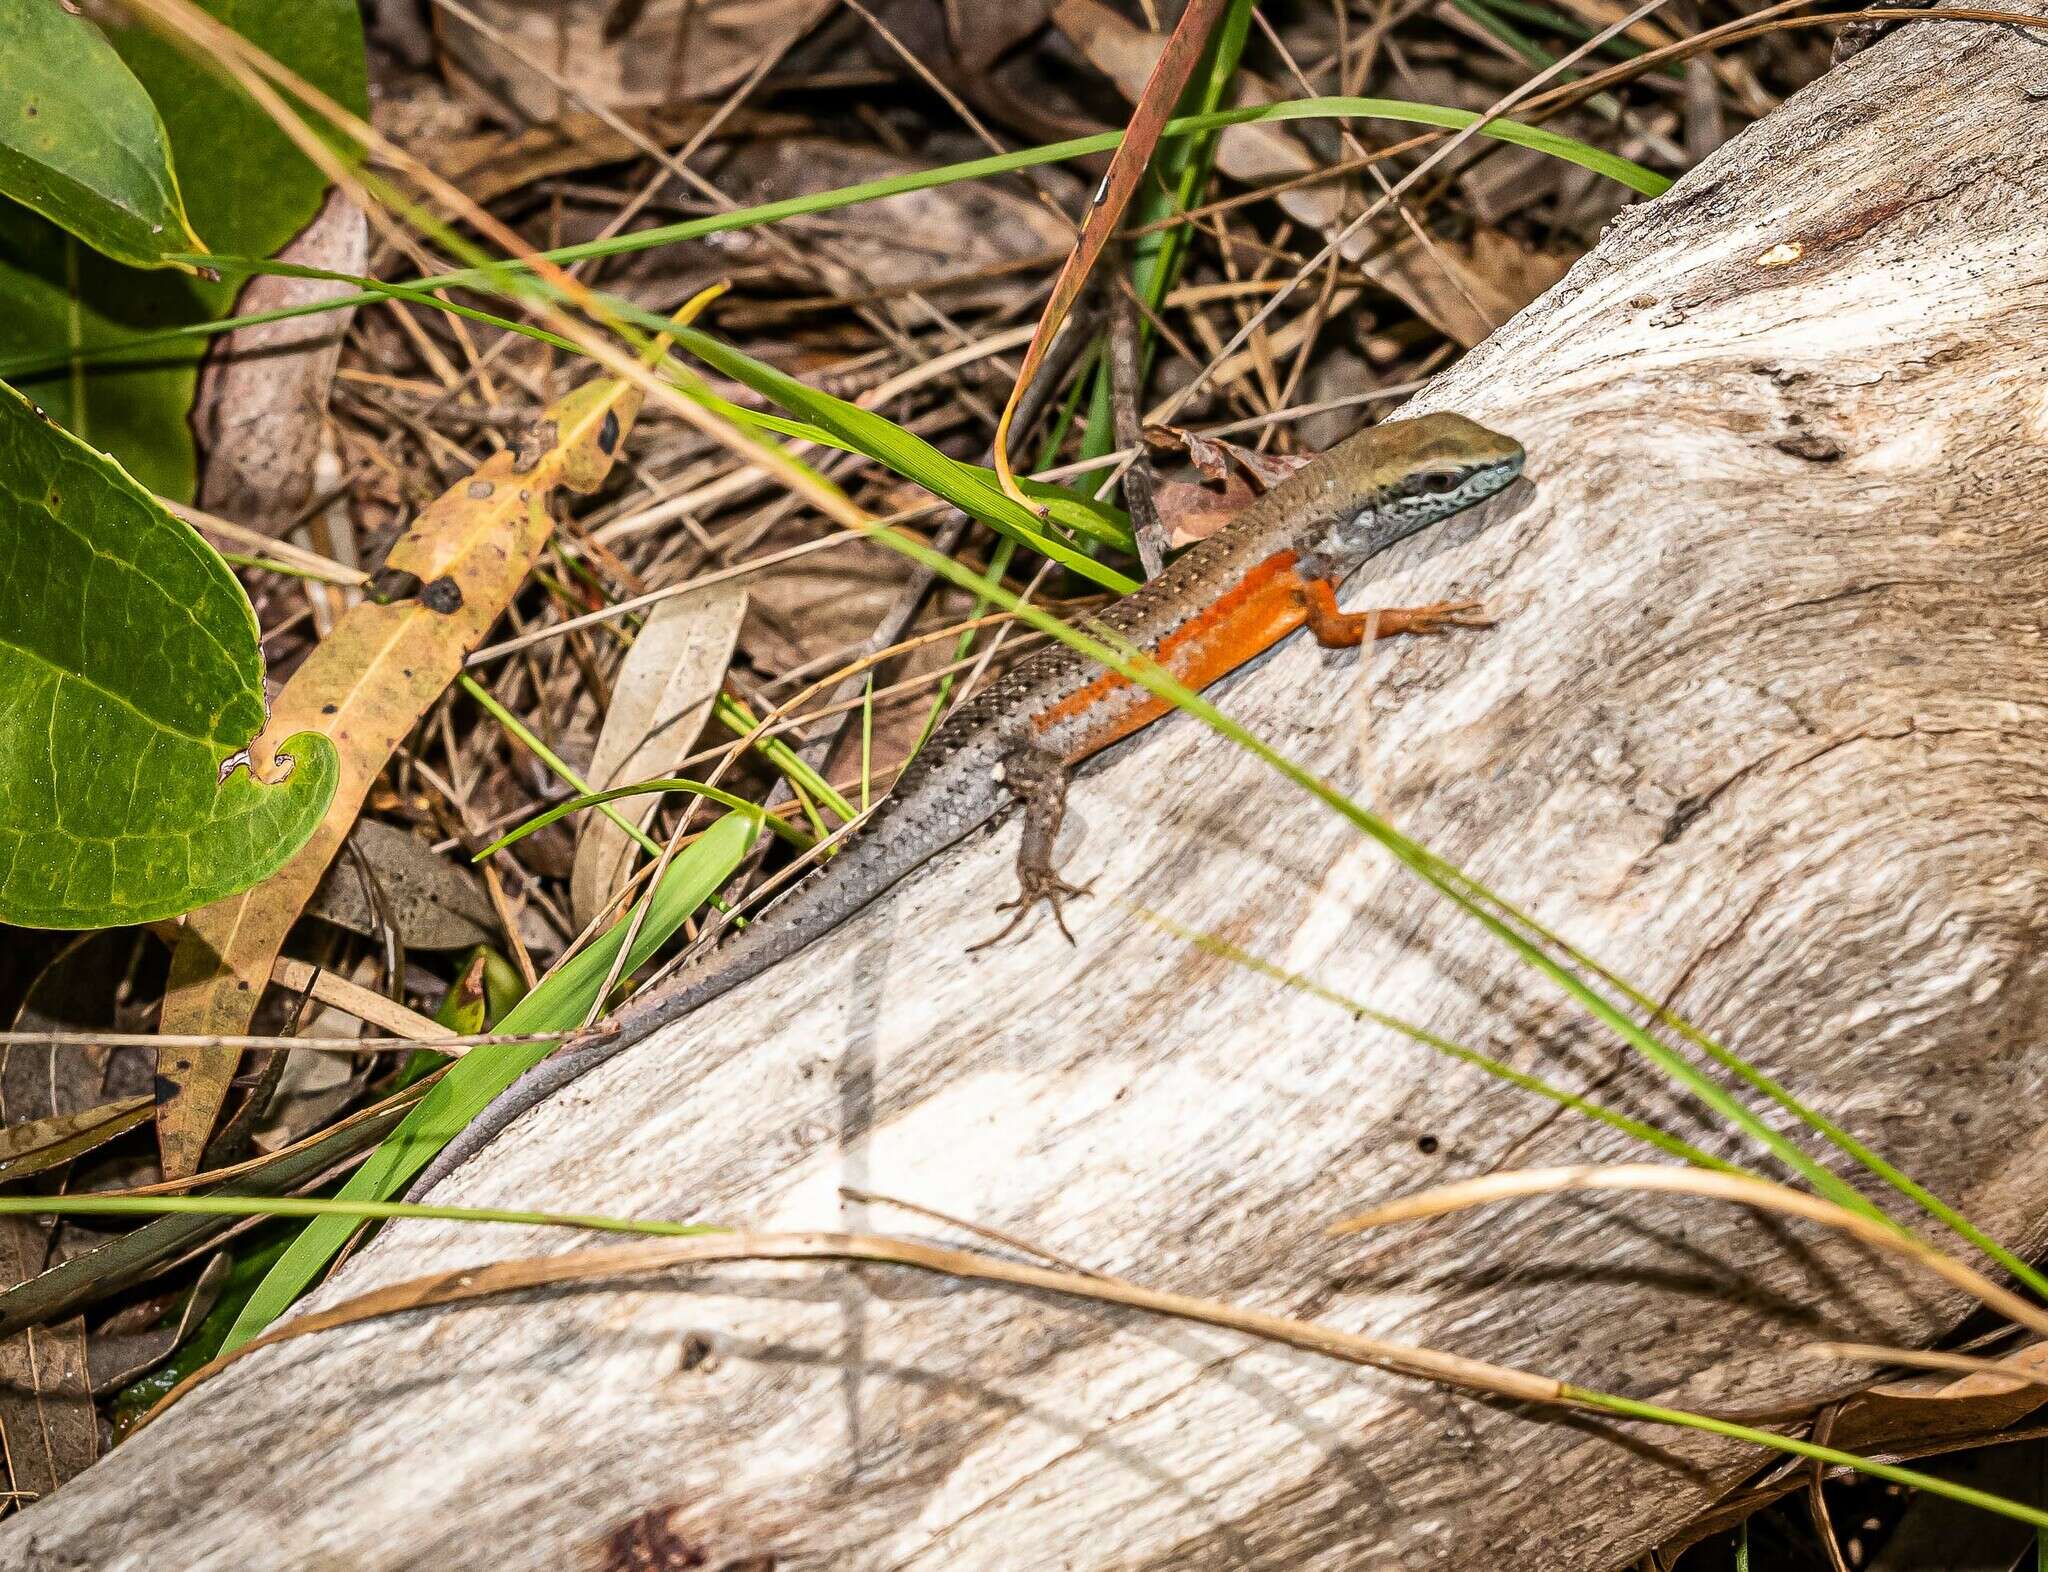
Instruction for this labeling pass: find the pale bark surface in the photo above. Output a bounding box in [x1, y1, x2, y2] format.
[11, 19, 2048, 1571]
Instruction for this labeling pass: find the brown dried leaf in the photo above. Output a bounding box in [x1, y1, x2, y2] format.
[434, 0, 836, 121]
[997, 0, 1237, 496]
[0, 938, 127, 1505]
[156, 367, 649, 1178]
[0, 1222, 95, 1504]
[1221, 446, 1313, 490]
[571, 583, 748, 929]
[192, 188, 367, 531]
[1835, 1342, 2048, 1452]
[1656, 1343, 2048, 1560]
[1144, 422, 1231, 482]
[1361, 228, 1574, 349]
[308, 816, 533, 952]
[1152, 473, 1255, 548]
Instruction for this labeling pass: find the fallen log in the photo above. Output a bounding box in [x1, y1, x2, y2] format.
[11, 16, 2048, 1569]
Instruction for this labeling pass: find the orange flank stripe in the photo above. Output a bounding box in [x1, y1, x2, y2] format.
[1032, 551, 1314, 758]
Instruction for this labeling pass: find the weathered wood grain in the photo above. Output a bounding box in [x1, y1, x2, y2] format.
[10, 19, 2048, 1570]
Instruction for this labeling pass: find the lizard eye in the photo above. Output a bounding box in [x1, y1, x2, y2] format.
[1414, 468, 1464, 495]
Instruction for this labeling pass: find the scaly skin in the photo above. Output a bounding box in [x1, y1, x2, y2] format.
[410, 412, 1525, 1194]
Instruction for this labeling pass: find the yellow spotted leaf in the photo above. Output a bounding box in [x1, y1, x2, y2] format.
[154, 372, 643, 1177]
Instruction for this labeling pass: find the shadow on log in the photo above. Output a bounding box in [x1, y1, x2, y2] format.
[11, 16, 2048, 1570]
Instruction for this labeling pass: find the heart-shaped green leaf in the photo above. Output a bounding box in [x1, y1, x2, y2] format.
[0, 380, 336, 928]
[0, 0, 367, 499]
[0, 0, 202, 269]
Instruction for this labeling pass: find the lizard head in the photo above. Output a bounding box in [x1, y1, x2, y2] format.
[1305, 411, 1525, 569]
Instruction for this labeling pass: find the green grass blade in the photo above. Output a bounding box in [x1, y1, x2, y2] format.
[691, 382, 1132, 548]
[226, 810, 760, 1349]
[1135, 905, 1743, 1174]
[713, 691, 856, 828]
[1407, 840, 2048, 1297]
[0, 98, 1666, 384]
[459, 674, 661, 857]
[474, 778, 814, 859]
[662, 325, 1140, 593]
[1570, 1386, 2048, 1531]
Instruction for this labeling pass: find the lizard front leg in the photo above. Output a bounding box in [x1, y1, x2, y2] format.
[971, 742, 1092, 949]
[1294, 577, 1490, 647]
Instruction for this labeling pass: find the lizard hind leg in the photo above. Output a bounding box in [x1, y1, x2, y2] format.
[970, 743, 1092, 951]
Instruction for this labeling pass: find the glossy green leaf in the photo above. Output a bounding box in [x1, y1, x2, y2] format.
[225, 811, 761, 1348]
[0, 223, 210, 500]
[112, 0, 365, 268]
[0, 0, 201, 268]
[0, 0, 366, 498]
[0, 380, 337, 927]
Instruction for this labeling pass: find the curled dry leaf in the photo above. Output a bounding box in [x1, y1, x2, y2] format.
[1144, 422, 1312, 488]
[571, 582, 748, 930]
[156, 366, 650, 1179]
[434, 0, 835, 122]
[192, 187, 368, 530]
[1144, 422, 1234, 482]
[1656, 1341, 2048, 1560]
[1216, 445, 1313, 491]
[1142, 426, 1313, 547]
[1152, 472, 1255, 549]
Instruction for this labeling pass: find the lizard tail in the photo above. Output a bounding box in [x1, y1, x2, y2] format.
[402, 896, 844, 1199]
[403, 805, 969, 1198]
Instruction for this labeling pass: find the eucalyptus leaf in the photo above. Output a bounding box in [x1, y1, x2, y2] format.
[0, 0, 201, 268]
[0, 381, 337, 928]
[0, 1098, 153, 1186]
